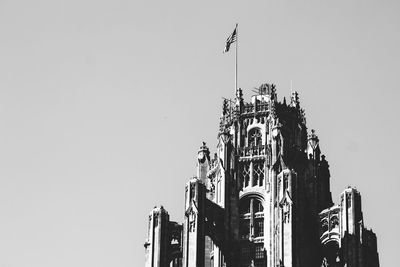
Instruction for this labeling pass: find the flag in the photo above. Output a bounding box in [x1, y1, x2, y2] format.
[223, 26, 237, 53]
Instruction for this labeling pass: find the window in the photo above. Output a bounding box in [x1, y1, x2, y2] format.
[253, 162, 264, 186]
[190, 184, 196, 199]
[255, 244, 265, 259]
[240, 198, 251, 214]
[189, 213, 196, 232]
[240, 197, 264, 240]
[240, 220, 250, 239]
[240, 164, 250, 188]
[239, 196, 265, 266]
[248, 128, 262, 147]
[240, 247, 250, 262]
[254, 219, 264, 237]
[253, 199, 263, 213]
[346, 193, 352, 207]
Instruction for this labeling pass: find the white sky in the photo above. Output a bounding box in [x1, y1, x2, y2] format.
[0, 1, 399, 266]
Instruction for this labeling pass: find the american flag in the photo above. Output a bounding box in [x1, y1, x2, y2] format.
[223, 26, 237, 53]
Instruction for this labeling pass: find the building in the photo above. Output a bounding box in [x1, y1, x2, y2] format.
[144, 83, 379, 267]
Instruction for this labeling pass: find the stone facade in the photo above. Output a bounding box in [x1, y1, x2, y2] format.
[144, 84, 379, 267]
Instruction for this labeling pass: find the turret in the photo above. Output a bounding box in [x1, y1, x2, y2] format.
[183, 178, 206, 267]
[340, 187, 363, 236]
[196, 142, 211, 185]
[340, 187, 368, 267]
[144, 206, 170, 267]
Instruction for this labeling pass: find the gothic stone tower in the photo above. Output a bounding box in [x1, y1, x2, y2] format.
[144, 84, 379, 267]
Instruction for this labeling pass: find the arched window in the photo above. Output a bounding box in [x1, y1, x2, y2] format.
[239, 163, 250, 190]
[253, 162, 265, 187]
[248, 128, 262, 147]
[239, 196, 266, 266]
[239, 197, 264, 239]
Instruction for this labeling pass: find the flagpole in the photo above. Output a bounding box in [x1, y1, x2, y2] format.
[235, 23, 238, 93]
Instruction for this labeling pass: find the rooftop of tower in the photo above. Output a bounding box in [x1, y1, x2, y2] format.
[219, 83, 306, 135]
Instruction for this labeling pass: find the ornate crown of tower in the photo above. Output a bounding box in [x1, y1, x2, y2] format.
[144, 84, 379, 267]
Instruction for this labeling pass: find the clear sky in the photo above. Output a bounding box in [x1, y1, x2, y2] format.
[0, 0, 399, 266]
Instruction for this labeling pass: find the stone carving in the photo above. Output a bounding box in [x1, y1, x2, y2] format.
[144, 85, 379, 267]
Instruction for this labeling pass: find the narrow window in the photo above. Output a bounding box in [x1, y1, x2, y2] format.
[284, 176, 288, 190]
[253, 162, 264, 186]
[240, 220, 250, 239]
[253, 199, 264, 213]
[255, 244, 265, 259]
[248, 128, 262, 147]
[254, 218, 264, 237]
[240, 164, 250, 188]
[240, 198, 251, 214]
[241, 246, 250, 262]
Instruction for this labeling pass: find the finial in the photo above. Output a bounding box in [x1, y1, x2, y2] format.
[235, 88, 243, 110]
[199, 141, 209, 152]
[308, 129, 318, 140]
[235, 87, 243, 99]
[307, 129, 319, 150]
[222, 99, 229, 115]
[291, 91, 300, 108]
